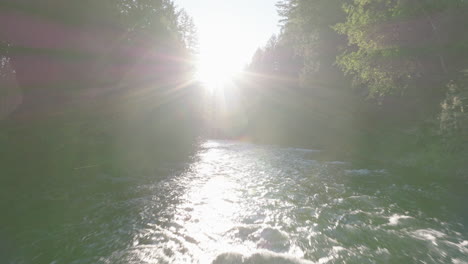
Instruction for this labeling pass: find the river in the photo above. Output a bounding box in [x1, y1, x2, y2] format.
[3, 140, 468, 263]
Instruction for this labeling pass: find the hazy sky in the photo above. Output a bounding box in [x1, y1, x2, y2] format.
[174, 0, 280, 71]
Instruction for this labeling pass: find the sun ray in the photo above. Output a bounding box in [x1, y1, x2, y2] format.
[195, 53, 239, 92]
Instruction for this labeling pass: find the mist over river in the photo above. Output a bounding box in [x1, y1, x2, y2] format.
[3, 140, 468, 263]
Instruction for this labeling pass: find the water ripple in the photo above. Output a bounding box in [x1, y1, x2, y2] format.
[8, 140, 467, 264]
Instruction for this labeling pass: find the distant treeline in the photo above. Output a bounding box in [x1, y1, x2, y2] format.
[238, 0, 468, 174]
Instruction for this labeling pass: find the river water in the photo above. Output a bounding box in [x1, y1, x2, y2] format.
[4, 140, 468, 263]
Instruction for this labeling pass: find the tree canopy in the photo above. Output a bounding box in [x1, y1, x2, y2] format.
[244, 0, 468, 169]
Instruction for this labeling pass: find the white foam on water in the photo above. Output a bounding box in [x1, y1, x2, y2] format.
[376, 247, 390, 255]
[452, 258, 468, 264]
[388, 214, 413, 226]
[345, 169, 372, 175]
[332, 246, 346, 252]
[325, 161, 350, 165]
[412, 229, 446, 245]
[444, 240, 468, 255]
[345, 169, 387, 175]
[317, 255, 334, 264]
[253, 227, 290, 252]
[211, 251, 315, 264]
[287, 147, 322, 153]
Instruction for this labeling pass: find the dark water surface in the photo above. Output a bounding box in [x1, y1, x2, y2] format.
[2, 140, 467, 263]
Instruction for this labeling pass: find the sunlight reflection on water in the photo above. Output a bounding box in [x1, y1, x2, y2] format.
[127, 141, 314, 263]
[106, 140, 468, 264]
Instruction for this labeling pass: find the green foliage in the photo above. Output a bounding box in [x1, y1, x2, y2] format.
[439, 77, 468, 140]
[177, 9, 198, 54]
[335, 0, 468, 96]
[336, 49, 418, 96]
[0, 0, 202, 176]
[248, 34, 302, 78]
[276, 0, 347, 86]
[242, 0, 468, 174]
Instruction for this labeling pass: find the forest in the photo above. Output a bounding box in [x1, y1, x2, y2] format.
[1, 1, 467, 263]
[1, 0, 203, 178]
[1, 0, 467, 178]
[237, 0, 468, 175]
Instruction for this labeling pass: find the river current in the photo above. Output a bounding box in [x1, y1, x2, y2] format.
[4, 140, 468, 263]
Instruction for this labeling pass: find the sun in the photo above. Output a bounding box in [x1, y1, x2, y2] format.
[193, 25, 249, 92]
[195, 55, 238, 92]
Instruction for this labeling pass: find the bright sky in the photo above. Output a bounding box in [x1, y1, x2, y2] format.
[174, 0, 280, 75]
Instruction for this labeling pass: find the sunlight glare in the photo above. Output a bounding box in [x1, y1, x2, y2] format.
[194, 27, 245, 91]
[196, 57, 237, 91]
[196, 61, 234, 89]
